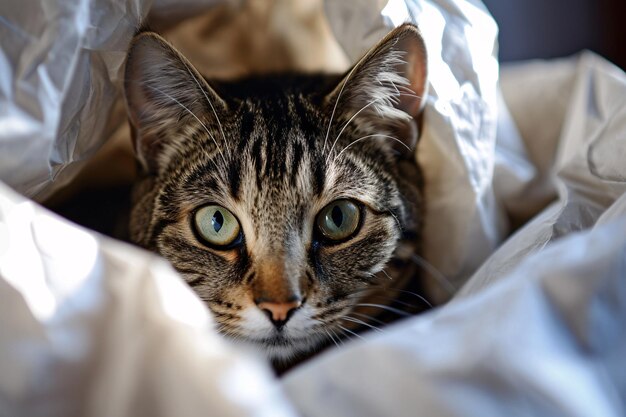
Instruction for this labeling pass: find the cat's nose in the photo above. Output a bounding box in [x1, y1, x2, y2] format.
[256, 299, 302, 328]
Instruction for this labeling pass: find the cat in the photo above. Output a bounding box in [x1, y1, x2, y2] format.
[123, 23, 429, 368]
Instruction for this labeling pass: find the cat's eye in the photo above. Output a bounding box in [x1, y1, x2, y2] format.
[316, 199, 361, 241]
[194, 205, 241, 247]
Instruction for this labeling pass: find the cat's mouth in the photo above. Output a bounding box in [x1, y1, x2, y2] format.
[246, 331, 312, 347]
[252, 334, 294, 347]
[238, 331, 323, 361]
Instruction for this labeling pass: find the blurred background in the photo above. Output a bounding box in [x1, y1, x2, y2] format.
[482, 0, 626, 70]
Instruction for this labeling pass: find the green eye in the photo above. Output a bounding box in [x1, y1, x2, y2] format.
[316, 199, 361, 241]
[194, 205, 241, 247]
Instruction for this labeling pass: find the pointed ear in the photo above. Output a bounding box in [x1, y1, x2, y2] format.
[124, 32, 226, 172]
[325, 23, 428, 151]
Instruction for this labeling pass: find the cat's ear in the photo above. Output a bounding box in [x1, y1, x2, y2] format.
[325, 23, 427, 152]
[124, 32, 227, 172]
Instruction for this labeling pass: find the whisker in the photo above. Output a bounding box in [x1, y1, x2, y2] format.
[380, 269, 392, 280]
[341, 282, 433, 309]
[326, 88, 425, 165]
[196, 144, 227, 175]
[322, 62, 363, 155]
[387, 210, 403, 231]
[332, 134, 411, 164]
[349, 311, 387, 326]
[394, 290, 432, 308]
[325, 96, 388, 165]
[332, 287, 375, 300]
[355, 303, 412, 317]
[324, 329, 341, 349]
[179, 61, 231, 154]
[346, 291, 431, 310]
[336, 324, 365, 341]
[367, 285, 434, 309]
[129, 80, 228, 169]
[410, 254, 456, 295]
[341, 315, 383, 333]
[133, 81, 227, 168]
[329, 328, 346, 346]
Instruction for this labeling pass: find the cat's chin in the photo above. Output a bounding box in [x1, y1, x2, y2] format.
[236, 332, 328, 366]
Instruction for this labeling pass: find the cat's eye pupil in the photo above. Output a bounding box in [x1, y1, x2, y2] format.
[212, 210, 224, 233]
[331, 205, 343, 227]
[317, 199, 360, 242]
[194, 205, 241, 248]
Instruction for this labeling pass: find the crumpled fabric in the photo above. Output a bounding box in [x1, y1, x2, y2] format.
[1, 0, 626, 416]
[461, 52, 626, 296]
[0, 183, 297, 417]
[283, 215, 626, 417]
[0, 0, 143, 200]
[0, 0, 229, 200]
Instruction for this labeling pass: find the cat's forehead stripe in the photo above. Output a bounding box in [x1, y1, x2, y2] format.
[222, 95, 327, 197]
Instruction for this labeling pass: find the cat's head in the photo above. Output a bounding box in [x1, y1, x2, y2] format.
[124, 24, 427, 364]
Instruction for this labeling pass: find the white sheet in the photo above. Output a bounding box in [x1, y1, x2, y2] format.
[0, 183, 297, 417]
[283, 216, 626, 417]
[1, 0, 625, 416]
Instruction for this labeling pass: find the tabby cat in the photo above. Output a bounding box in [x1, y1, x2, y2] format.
[124, 23, 429, 368]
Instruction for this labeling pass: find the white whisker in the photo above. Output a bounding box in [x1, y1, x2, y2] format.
[324, 329, 341, 348]
[355, 303, 411, 317]
[323, 63, 362, 155]
[388, 288, 433, 309]
[347, 291, 431, 310]
[325, 96, 388, 165]
[350, 311, 387, 326]
[329, 328, 346, 346]
[336, 324, 365, 340]
[332, 133, 411, 164]
[133, 81, 228, 168]
[387, 208, 403, 231]
[341, 315, 383, 333]
[361, 283, 434, 309]
[381, 269, 393, 280]
[410, 254, 456, 295]
[180, 61, 231, 154]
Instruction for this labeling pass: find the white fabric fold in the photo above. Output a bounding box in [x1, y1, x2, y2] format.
[1, 1, 625, 416]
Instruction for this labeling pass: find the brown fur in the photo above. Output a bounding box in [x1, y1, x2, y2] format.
[124, 24, 429, 368]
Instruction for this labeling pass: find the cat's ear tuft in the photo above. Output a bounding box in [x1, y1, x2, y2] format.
[124, 32, 226, 172]
[325, 23, 428, 151]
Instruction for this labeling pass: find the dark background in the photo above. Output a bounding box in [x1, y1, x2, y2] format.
[482, 0, 626, 70]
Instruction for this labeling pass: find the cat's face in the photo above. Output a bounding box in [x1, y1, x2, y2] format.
[124, 24, 427, 364]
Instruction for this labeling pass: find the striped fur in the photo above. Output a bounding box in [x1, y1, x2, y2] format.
[124, 24, 428, 367]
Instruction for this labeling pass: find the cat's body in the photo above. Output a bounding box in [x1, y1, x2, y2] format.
[124, 24, 429, 367]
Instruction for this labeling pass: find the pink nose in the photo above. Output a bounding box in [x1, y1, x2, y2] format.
[257, 300, 302, 326]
